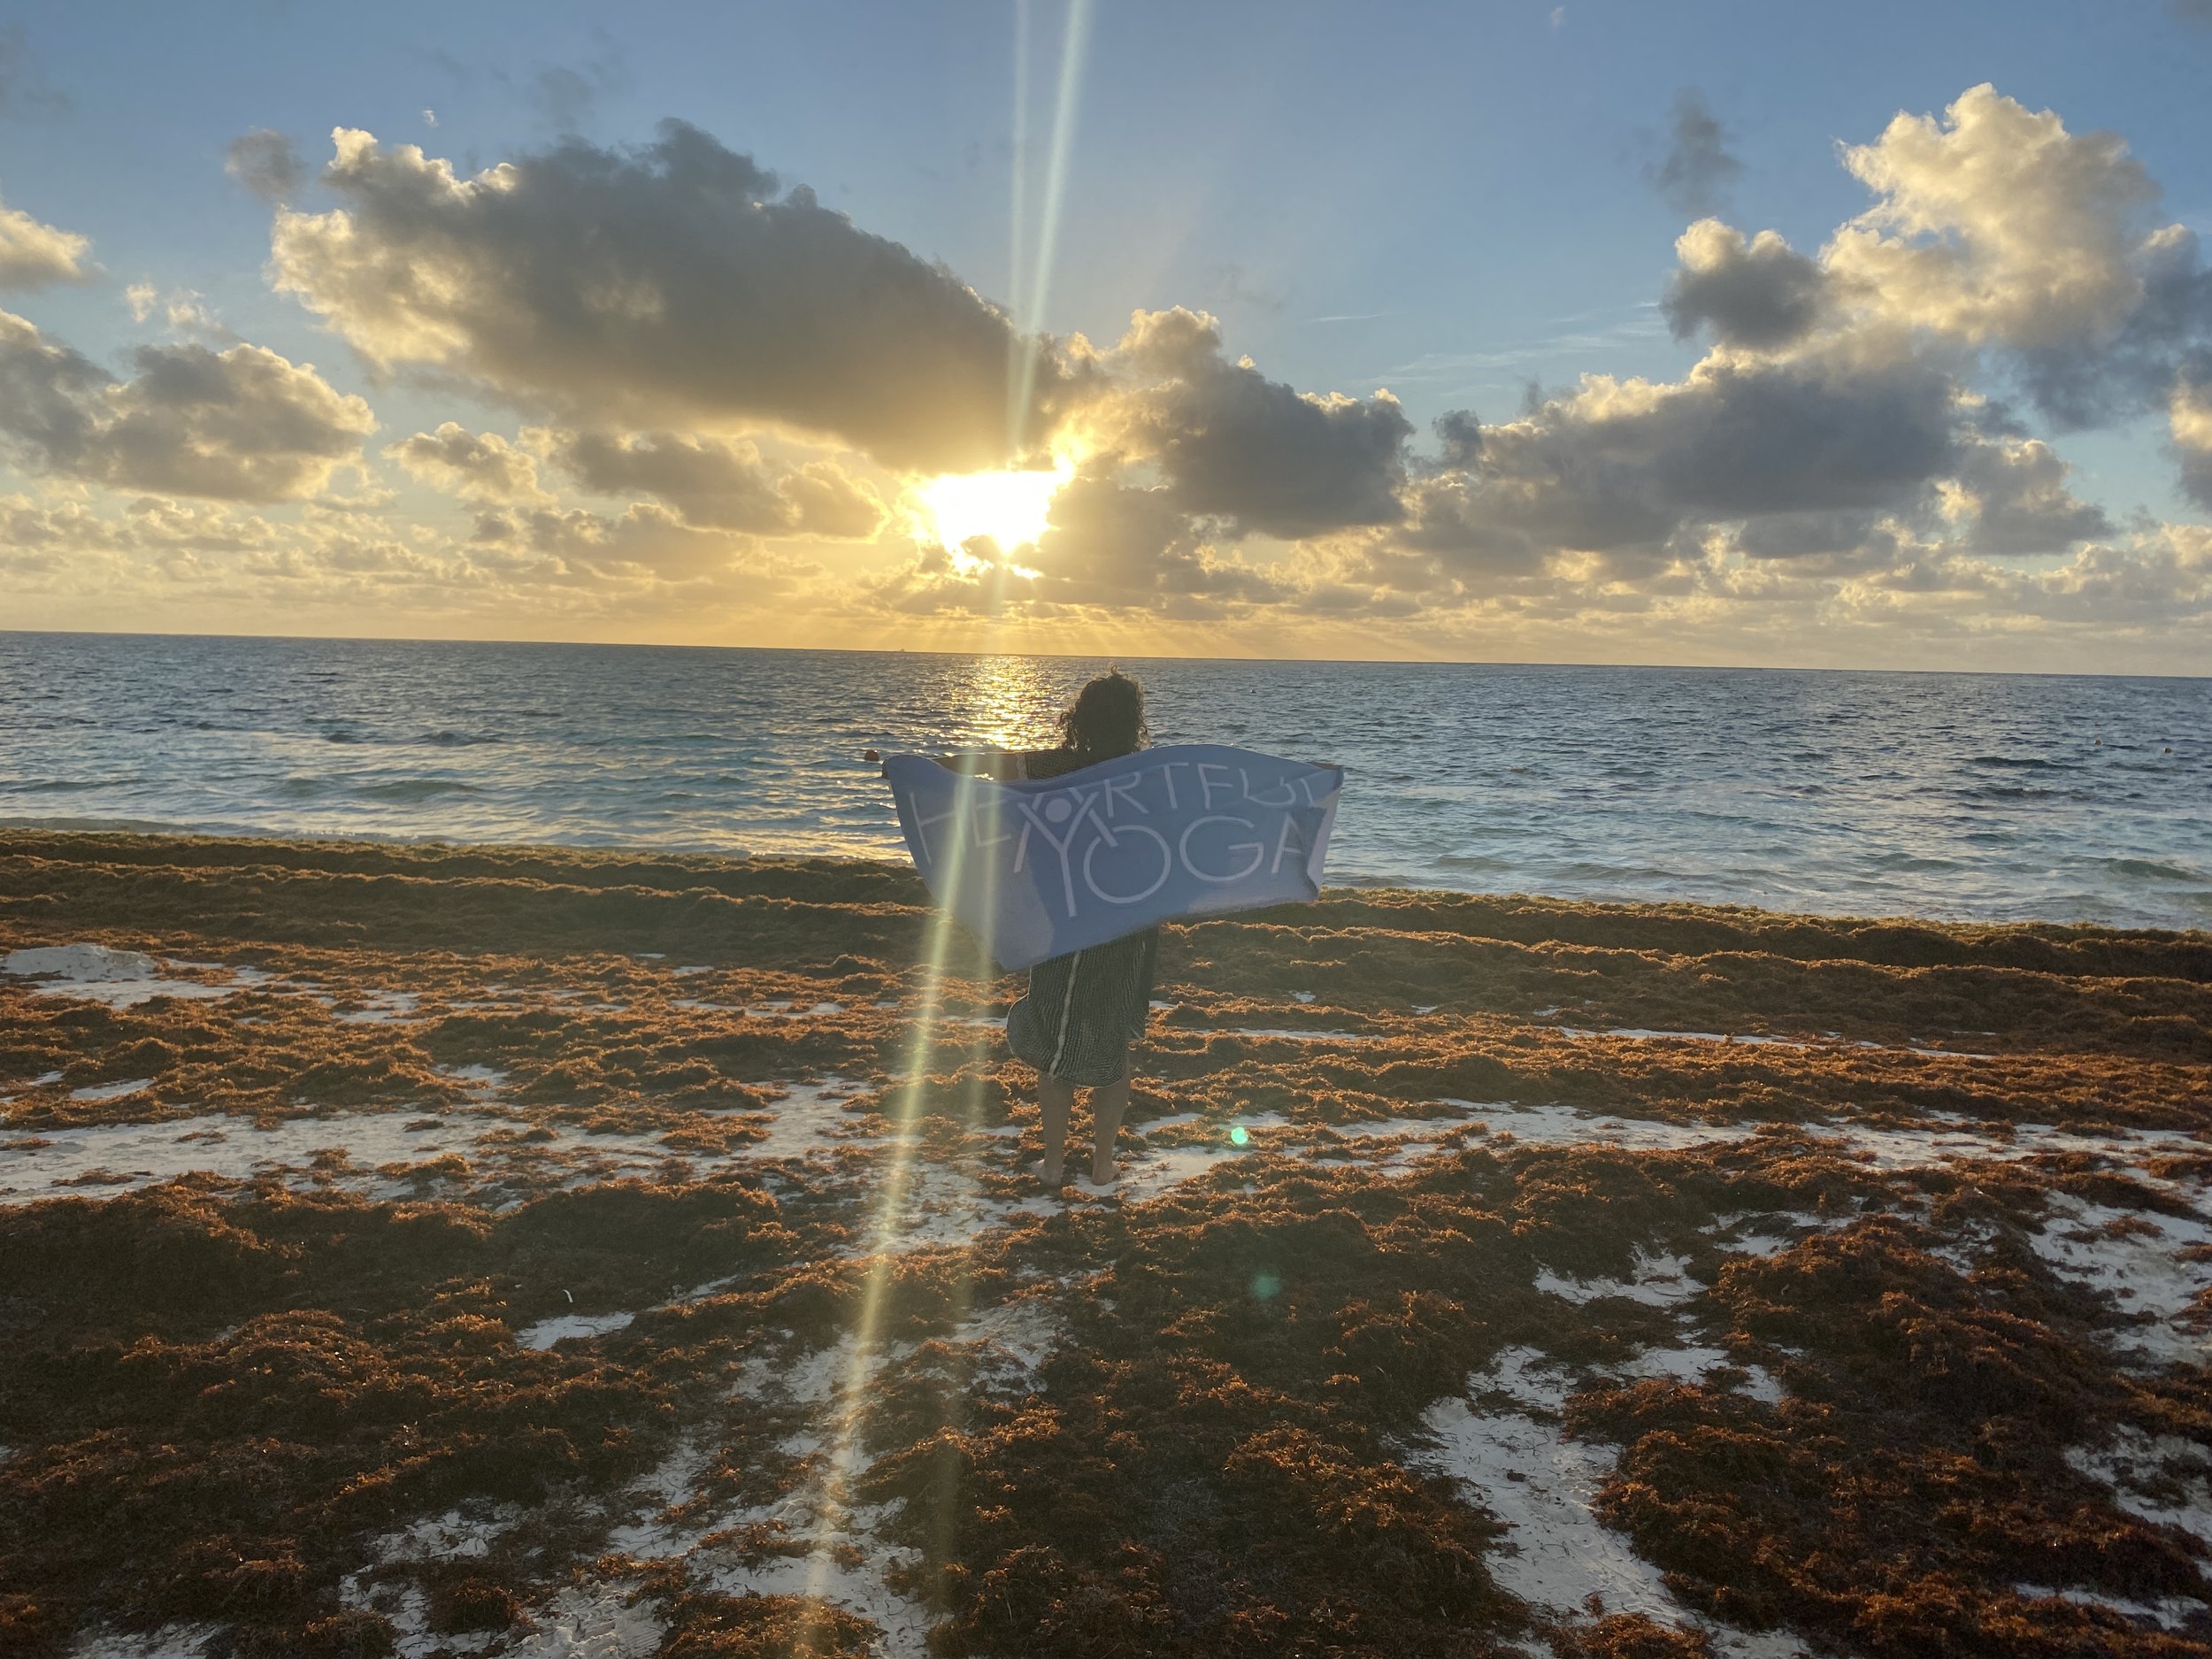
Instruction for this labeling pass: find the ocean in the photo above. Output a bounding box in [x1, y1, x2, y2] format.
[1, 631, 2206, 930]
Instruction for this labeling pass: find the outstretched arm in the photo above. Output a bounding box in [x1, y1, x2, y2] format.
[863, 748, 1024, 780]
[935, 749, 1025, 779]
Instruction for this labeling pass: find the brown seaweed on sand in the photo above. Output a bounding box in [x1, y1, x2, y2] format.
[0, 831, 2207, 1655]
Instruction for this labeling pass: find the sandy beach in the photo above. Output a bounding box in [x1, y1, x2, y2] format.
[4, 829, 2210, 1658]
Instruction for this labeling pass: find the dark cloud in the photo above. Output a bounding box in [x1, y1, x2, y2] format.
[2008, 240, 2212, 431]
[0, 309, 104, 461]
[1432, 411, 1483, 469]
[2175, 383, 2212, 510]
[530, 42, 626, 136]
[1661, 220, 1826, 349]
[1647, 357, 1958, 517]
[1386, 353, 1960, 579]
[552, 430, 786, 529]
[0, 309, 375, 501]
[1645, 90, 1742, 219]
[468, 500, 801, 584]
[546, 429, 886, 537]
[226, 131, 307, 204]
[1732, 510, 1899, 568]
[0, 26, 68, 119]
[268, 121, 1070, 472]
[1028, 472, 1291, 611]
[1947, 434, 2110, 554]
[1109, 308, 1412, 539]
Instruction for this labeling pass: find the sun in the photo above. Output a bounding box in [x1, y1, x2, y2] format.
[914, 462, 1071, 559]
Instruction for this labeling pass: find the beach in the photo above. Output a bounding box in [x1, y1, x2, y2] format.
[4, 829, 2211, 1658]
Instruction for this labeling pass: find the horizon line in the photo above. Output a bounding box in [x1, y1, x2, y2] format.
[0, 626, 2207, 684]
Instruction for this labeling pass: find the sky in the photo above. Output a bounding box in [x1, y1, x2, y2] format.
[2, 1, 2210, 672]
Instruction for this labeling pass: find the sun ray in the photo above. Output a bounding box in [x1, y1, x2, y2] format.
[1005, 0, 1093, 453]
[795, 669, 1019, 1640]
[795, 12, 1098, 1635]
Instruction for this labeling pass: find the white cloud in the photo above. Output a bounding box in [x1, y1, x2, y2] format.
[1826, 85, 2170, 352]
[386, 423, 549, 503]
[0, 190, 91, 289]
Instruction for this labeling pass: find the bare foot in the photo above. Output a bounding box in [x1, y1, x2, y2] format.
[1032, 1157, 1065, 1189]
[1089, 1155, 1118, 1187]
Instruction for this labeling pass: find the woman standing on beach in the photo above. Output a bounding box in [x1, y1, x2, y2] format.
[873, 669, 1156, 1188]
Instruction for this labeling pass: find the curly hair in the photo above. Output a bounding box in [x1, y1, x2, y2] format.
[1057, 668, 1148, 761]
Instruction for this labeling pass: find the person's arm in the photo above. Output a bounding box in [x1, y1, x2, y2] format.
[936, 749, 1025, 780]
[863, 748, 1025, 780]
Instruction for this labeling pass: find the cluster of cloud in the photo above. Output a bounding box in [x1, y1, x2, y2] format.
[254, 121, 1068, 472]
[876, 86, 2209, 649]
[3, 85, 2208, 663]
[0, 309, 374, 501]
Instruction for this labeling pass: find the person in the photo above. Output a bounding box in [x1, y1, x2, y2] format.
[869, 668, 1156, 1189]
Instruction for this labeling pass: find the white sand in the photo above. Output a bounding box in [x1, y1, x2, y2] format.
[2030, 1197, 2212, 1369]
[5, 944, 235, 1009]
[518, 1312, 638, 1349]
[1409, 1348, 1809, 1656]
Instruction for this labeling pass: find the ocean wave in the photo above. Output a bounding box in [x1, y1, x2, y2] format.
[418, 729, 505, 747]
[2104, 857, 2204, 884]
[354, 780, 481, 803]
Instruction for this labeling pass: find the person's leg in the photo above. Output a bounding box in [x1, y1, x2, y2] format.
[1087, 1048, 1132, 1185]
[1036, 1073, 1077, 1185]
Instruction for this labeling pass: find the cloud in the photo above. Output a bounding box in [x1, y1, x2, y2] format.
[530, 45, 626, 135]
[470, 498, 806, 584]
[1940, 433, 2112, 554]
[868, 466, 1296, 619]
[0, 309, 376, 501]
[1826, 84, 2189, 355]
[386, 423, 549, 503]
[544, 429, 887, 537]
[1432, 352, 1960, 559]
[0, 26, 67, 119]
[1728, 510, 1901, 572]
[1661, 220, 1826, 349]
[1029, 471, 1293, 611]
[265, 122, 1069, 471]
[1645, 90, 1742, 219]
[13, 81, 2208, 668]
[2174, 379, 2212, 509]
[1098, 307, 1412, 538]
[125, 284, 221, 334]
[0, 191, 92, 289]
[1657, 87, 2211, 501]
[226, 130, 307, 204]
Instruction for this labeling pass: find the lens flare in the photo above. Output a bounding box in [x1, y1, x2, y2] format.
[795, 667, 1014, 1639]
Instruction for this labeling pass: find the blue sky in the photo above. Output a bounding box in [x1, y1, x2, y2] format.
[3, 1, 2210, 667]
